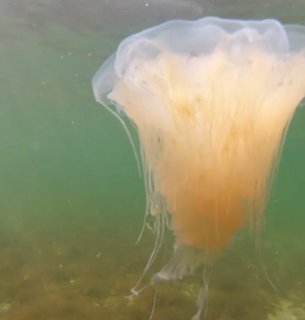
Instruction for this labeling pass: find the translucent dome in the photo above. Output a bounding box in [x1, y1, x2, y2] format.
[93, 16, 305, 105]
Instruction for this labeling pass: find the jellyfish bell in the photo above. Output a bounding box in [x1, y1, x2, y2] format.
[92, 16, 305, 319]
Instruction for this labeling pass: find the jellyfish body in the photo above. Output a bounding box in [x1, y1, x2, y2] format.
[93, 17, 305, 318]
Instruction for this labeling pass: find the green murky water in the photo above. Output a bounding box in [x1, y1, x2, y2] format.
[0, 1, 305, 319]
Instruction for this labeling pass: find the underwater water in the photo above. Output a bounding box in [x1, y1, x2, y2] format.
[0, 1, 305, 319]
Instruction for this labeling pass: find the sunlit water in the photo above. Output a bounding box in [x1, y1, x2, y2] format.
[0, 1, 305, 319]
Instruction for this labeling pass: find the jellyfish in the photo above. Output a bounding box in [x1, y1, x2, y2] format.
[92, 17, 305, 319]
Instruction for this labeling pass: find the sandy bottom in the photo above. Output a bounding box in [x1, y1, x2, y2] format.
[268, 298, 305, 320]
[0, 212, 304, 320]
